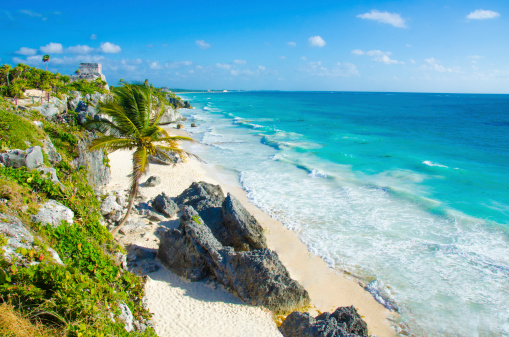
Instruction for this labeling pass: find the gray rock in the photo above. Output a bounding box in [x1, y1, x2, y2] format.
[279, 306, 369, 337]
[67, 91, 82, 112]
[158, 107, 186, 125]
[32, 199, 74, 227]
[152, 193, 179, 218]
[32, 102, 59, 119]
[101, 194, 123, 216]
[147, 148, 183, 165]
[38, 167, 60, 183]
[42, 138, 62, 165]
[118, 302, 134, 332]
[47, 247, 64, 265]
[0, 146, 43, 169]
[158, 205, 310, 313]
[72, 134, 111, 188]
[174, 181, 228, 244]
[222, 193, 267, 251]
[0, 213, 34, 260]
[144, 176, 161, 187]
[119, 219, 148, 235]
[33, 121, 43, 128]
[135, 262, 160, 274]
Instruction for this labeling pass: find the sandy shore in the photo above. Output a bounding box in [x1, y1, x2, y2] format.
[104, 127, 397, 337]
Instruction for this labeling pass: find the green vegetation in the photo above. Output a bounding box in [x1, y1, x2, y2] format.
[85, 83, 192, 235]
[0, 67, 160, 336]
[0, 63, 107, 99]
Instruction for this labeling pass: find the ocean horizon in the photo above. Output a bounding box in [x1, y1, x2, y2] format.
[178, 91, 509, 336]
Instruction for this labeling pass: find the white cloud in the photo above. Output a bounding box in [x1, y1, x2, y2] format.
[300, 56, 307, 60]
[196, 40, 211, 49]
[100, 42, 121, 53]
[353, 49, 402, 64]
[20, 9, 42, 17]
[165, 61, 193, 68]
[233, 59, 246, 64]
[216, 63, 231, 70]
[40, 42, 63, 54]
[90, 34, 97, 40]
[308, 36, 326, 47]
[15, 47, 37, 56]
[279, 56, 287, 60]
[287, 42, 297, 47]
[357, 10, 407, 28]
[422, 57, 459, 73]
[147, 44, 155, 48]
[149, 61, 162, 70]
[66, 45, 94, 54]
[258, 65, 266, 71]
[302, 61, 359, 77]
[466, 9, 500, 20]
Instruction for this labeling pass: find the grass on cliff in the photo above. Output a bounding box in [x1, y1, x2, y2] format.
[0, 302, 62, 337]
[0, 109, 46, 151]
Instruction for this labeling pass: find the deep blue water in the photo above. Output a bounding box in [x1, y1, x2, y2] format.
[178, 91, 509, 336]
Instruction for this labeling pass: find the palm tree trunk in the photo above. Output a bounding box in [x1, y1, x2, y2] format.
[111, 182, 138, 235]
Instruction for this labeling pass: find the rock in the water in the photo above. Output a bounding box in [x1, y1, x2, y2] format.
[0, 146, 43, 169]
[144, 176, 161, 187]
[174, 181, 228, 244]
[222, 193, 267, 251]
[152, 193, 179, 218]
[279, 306, 369, 337]
[158, 205, 310, 312]
[32, 200, 74, 227]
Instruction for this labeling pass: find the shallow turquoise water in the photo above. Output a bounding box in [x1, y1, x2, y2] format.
[178, 91, 509, 336]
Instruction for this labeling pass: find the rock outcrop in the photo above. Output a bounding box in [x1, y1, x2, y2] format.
[152, 193, 179, 218]
[157, 106, 186, 125]
[222, 193, 267, 251]
[158, 205, 310, 313]
[32, 200, 74, 227]
[72, 134, 111, 188]
[147, 148, 183, 166]
[0, 146, 43, 169]
[174, 181, 228, 244]
[279, 306, 369, 337]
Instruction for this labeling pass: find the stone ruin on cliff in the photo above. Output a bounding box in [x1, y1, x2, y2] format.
[70, 63, 109, 90]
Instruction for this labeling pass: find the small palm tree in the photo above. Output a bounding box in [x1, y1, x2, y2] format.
[42, 55, 50, 71]
[86, 83, 192, 235]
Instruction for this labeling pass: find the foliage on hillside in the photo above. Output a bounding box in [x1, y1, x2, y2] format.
[0, 63, 107, 98]
[0, 68, 157, 336]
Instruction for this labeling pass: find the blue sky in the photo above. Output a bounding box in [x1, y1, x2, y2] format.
[2, 0, 508, 93]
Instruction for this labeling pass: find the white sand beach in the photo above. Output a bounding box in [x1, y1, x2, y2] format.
[104, 127, 397, 337]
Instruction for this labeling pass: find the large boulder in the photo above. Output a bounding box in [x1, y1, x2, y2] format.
[147, 148, 183, 165]
[32, 199, 74, 227]
[31, 102, 59, 119]
[0, 146, 43, 169]
[222, 193, 267, 251]
[101, 193, 123, 216]
[152, 193, 179, 218]
[157, 107, 186, 125]
[72, 134, 111, 188]
[42, 138, 62, 165]
[174, 182, 228, 244]
[279, 306, 369, 337]
[158, 205, 310, 313]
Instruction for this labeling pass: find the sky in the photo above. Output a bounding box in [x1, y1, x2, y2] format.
[2, 0, 509, 93]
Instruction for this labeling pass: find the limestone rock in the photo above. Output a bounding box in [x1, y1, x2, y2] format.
[0, 213, 34, 260]
[279, 306, 369, 337]
[42, 138, 62, 165]
[101, 194, 123, 216]
[118, 302, 134, 332]
[0, 146, 43, 169]
[72, 134, 111, 188]
[152, 193, 179, 218]
[144, 176, 161, 187]
[31, 102, 59, 120]
[147, 148, 183, 165]
[157, 106, 186, 125]
[119, 219, 148, 235]
[32, 200, 74, 227]
[158, 205, 310, 312]
[174, 181, 228, 244]
[222, 193, 267, 251]
[38, 167, 60, 183]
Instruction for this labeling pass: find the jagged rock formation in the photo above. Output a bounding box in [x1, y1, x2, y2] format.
[279, 306, 369, 337]
[32, 200, 74, 227]
[158, 185, 310, 313]
[72, 134, 111, 188]
[157, 106, 186, 125]
[152, 192, 179, 218]
[0, 146, 43, 169]
[147, 148, 183, 165]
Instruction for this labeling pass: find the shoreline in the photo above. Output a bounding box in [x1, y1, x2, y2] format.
[105, 125, 398, 336]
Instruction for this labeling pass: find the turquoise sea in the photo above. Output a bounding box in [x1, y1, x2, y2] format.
[177, 92, 509, 336]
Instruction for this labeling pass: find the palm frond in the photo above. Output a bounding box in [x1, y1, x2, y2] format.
[89, 136, 138, 152]
[131, 146, 148, 188]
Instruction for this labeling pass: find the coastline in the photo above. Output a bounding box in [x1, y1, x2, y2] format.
[105, 124, 398, 336]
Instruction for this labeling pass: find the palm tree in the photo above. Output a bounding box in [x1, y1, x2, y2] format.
[42, 55, 50, 71]
[86, 83, 193, 235]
